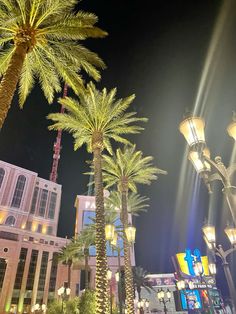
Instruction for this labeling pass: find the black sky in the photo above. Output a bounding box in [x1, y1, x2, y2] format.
[1, 0, 236, 299]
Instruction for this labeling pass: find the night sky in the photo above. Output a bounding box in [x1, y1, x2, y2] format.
[1, 0, 236, 299]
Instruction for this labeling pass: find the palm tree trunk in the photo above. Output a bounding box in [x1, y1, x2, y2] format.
[84, 248, 89, 290]
[0, 44, 27, 128]
[121, 187, 135, 314]
[68, 260, 72, 289]
[93, 146, 108, 314]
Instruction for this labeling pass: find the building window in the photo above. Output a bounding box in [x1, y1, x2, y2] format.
[37, 224, 42, 233]
[30, 187, 39, 214]
[48, 192, 57, 219]
[26, 250, 38, 290]
[37, 252, 49, 296]
[5, 215, 16, 226]
[0, 168, 5, 189]
[49, 253, 58, 293]
[47, 226, 53, 235]
[11, 175, 26, 208]
[38, 189, 48, 217]
[14, 248, 28, 291]
[0, 258, 7, 290]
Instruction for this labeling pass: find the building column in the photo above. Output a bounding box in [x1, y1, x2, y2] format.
[43, 251, 53, 304]
[0, 259, 18, 314]
[30, 250, 43, 309]
[0, 242, 21, 314]
[17, 247, 32, 314]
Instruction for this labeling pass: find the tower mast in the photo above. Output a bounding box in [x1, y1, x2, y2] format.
[49, 84, 68, 182]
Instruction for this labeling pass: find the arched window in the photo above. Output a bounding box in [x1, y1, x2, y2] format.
[0, 168, 5, 189]
[11, 175, 26, 208]
[5, 215, 16, 226]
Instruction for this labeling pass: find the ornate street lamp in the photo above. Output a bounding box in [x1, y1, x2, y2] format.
[157, 289, 171, 314]
[179, 113, 236, 223]
[57, 286, 71, 312]
[105, 223, 115, 241]
[107, 268, 113, 281]
[125, 224, 136, 244]
[202, 222, 236, 309]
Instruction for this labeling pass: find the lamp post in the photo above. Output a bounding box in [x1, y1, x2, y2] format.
[179, 112, 236, 223]
[157, 289, 171, 314]
[202, 222, 236, 310]
[192, 260, 215, 314]
[57, 286, 71, 313]
[32, 303, 47, 313]
[137, 299, 150, 314]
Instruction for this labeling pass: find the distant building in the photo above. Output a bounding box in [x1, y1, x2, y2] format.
[0, 160, 70, 314]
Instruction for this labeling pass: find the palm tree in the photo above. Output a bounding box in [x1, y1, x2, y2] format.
[58, 243, 80, 289]
[48, 82, 147, 314]
[0, 0, 107, 128]
[132, 266, 153, 300]
[102, 145, 167, 314]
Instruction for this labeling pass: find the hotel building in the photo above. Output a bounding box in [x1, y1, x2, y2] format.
[0, 160, 70, 313]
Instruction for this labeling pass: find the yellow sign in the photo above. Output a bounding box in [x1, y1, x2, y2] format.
[176, 249, 209, 276]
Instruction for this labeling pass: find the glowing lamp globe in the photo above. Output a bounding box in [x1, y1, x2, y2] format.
[179, 116, 206, 147]
[107, 268, 112, 281]
[111, 231, 118, 247]
[145, 300, 150, 308]
[227, 115, 236, 141]
[66, 287, 71, 295]
[209, 263, 216, 275]
[105, 224, 115, 241]
[125, 225, 136, 244]
[176, 280, 185, 290]
[166, 289, 171, 299]
[158, 290, 164, 300]
[188, 147, 211, 173]
[202, 224, 216, 245]
[193, 261, 203, 276]
[188, 280, 194, 290]
[224, 226, 236, 246]
[115, 271, 120, 282]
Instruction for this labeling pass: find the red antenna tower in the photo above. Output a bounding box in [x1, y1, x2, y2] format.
[49, 84, 68, 182]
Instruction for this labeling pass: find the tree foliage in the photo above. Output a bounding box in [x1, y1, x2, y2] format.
[0, 0, 107, 106]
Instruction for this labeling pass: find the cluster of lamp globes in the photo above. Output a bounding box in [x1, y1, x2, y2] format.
[136, 298, 150, 309]
[31, 303, 46, 313]
[179, 113, 236, 174]
[105, 223, 136, 244]
[57, 286, 71, 297]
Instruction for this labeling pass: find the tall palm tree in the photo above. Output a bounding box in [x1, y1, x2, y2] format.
[102, 145, 167, 314]
[48, 82, 147, 314]
[0, 0, 107, 128]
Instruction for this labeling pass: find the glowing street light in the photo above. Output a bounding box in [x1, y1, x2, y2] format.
[157, 289, 171, 314]
[125, 224, 136, 244]
[105, 223, 115, 241]
[179, 112, 236, 224]
[202, 222, 236, 308]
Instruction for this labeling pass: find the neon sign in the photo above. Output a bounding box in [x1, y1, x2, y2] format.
[176, 248, 209, 276]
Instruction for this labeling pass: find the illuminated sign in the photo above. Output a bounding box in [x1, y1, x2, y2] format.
[176, 248, 209, 276]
